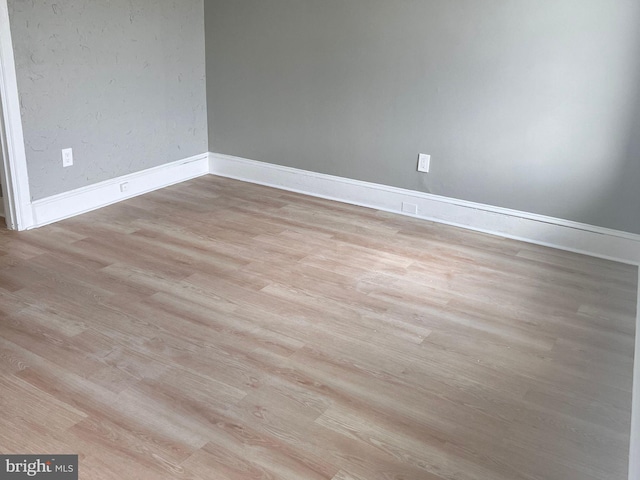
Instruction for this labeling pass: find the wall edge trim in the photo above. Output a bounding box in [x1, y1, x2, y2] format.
[0, 0, 34, 230]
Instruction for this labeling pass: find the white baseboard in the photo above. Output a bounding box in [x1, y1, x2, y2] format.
[25, 150, 640, 266]
[30, 153, 209, 228]
[209, 152, 640, 266]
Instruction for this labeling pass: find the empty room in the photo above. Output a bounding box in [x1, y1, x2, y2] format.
[1, 1, 639, 479]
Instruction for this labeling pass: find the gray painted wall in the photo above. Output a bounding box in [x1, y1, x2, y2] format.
[8, 0, 208, 200]
[205, 0, 640, 234]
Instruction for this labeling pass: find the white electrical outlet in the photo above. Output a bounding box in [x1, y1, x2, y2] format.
[417, 154, 431, 173]
[62, 148, 73, 167]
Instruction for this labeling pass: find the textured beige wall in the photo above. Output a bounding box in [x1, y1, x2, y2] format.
[8, 0, 208, 200]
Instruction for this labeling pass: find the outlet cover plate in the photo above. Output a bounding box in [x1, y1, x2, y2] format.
[418, 154, 430, 173]
[402, 202, 418, 215]
[62, 148, 73, 167]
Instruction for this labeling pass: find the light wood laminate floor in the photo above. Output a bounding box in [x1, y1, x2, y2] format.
[0, 176, 637, 480]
